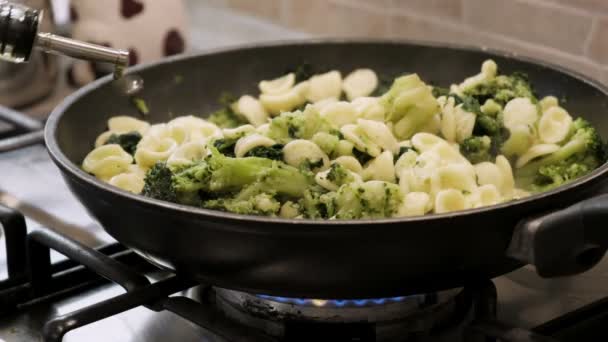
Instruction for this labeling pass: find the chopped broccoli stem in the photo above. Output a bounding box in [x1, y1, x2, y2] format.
[463, 72, 536, 106]
[461, 136, 492, 164]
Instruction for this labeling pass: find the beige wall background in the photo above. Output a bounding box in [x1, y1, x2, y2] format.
[205, 0, 608, 85]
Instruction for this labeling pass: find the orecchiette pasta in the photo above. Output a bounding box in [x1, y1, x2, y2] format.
[538, 106, 573, 144]
[233, 95, 269, 127]
[434, 189, 468, 214]
[351, 97, 385, 122]
[362, 151, 396, 183]
[283, 139, 329, 170]
[333, 156, 363, 174]
[259, 73, 295, 95]
[320, 101, 359, 127]
[340, 124, 382, 157]
[503, 98, 538, 130]
[235, 134, 276, 158]
[516, 143, 560, 168]
[357, 119, 398, 154]
[495, 155, 515, 196]
[95, 131, 114, 148]
[134, 136, 178, 168]
[260, 81, 309, 115]
[108, 116, 150, 134]
[109, 173, 145, 194]
[306, 71, 342, 103]
[167, 142, 208, 167]
[222, 125, 255, 140]
[474, 162, 504, 190]
[458, 60, 497, 92]
[342, 69, 378, 101]
[398, 192, 431, 216]
[83, 144, 133, 179]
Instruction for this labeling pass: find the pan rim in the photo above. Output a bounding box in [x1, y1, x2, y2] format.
[44, 37, 608, 226]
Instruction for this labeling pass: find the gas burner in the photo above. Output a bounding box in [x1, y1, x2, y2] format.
[214, 287, 469, 341]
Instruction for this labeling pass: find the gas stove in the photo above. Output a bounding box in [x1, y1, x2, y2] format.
[1, 106, 608, 342]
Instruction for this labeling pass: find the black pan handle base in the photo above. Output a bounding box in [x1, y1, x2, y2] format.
[508, 193, 608, 277]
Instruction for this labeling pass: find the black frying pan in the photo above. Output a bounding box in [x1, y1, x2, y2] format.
[44, 40, 608, 299]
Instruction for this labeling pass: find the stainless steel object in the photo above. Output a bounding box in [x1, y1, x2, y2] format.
[0, 1, 142, 101]
[0, 0, 57, 107]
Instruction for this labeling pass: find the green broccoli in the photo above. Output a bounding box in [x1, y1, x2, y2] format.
[267, 106, 332, 143]
[203, 188, 281, 216]
[173, 149, 313, 198]
[460, 136, 492, 164]
[142, 162, 177, 202]
[326, 163, 352, 185]
[516, 118, 606, 192]
[207, 92, 248, 128]
[105, 131, 142, 155]
[299, 185, 336, 219]
[332, 181, 402, 219]
[381, 74, 440, 139]
[463, 72, 536, 106]
[213, 138, 238, 157]
[244, 144, 284, 161]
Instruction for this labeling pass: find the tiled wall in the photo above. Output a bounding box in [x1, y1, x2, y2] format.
[206, 0, 608, 85]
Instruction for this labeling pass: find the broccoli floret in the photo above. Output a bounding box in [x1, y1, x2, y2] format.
[142, 162, 177, 202]
[299, 186, 336, 219]
[516, 118, 606, 192]
[464, 72, 536, 106]
[267, 106, 332, 143]
[213, 138, 238, 157]
[326, 163, 351, 184]
[381, 74, 440, 139]
[173, 150, 313, 199]
[207, 92, 248, 128]
[105, 131, 142, 155]
[333, 181, 402, 219]
[461, 136, 492, 164]
[202, 188, 281, 216]
[244, 144, 284, 161]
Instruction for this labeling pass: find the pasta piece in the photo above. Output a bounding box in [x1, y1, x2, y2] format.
[149, 123, 189, 145]
[259, 73, 295, 95]
[343, 69, 378, 100]
[279, 201, 300, 218]
[435, 189, 468, 214]
[496, 155, 515, 196]
[398, 192, 431, 217]
[127, 164, 147, 178]
[83, 144, 133, 179]
[512, 188, 531, 200]
[503, 98, 538, 130]
[188, 121, 223, 144]
[421, 113, 441, 135]
[437, 163, 477, 192]
[501, 124, 534, 157]
[95, 131, 114, 148]
[411, 133, 445, 152]
[234, 134, 276, 158]
[306, 71, 342, 103]
[474, 162, 504, 190]
[440, 97, 457, 142]
[357, 119, 399, 154]
[333, 156, 363, 174]
[538, 106, 573, 144]
[515, 143, 560, 168]
[260, 81, 309, 115]
[313, 98, 339, 112]
[108, 116, 150, 134]
[256, 123, 270, 135]
[351, 97, 385, 122]
[282, 139, 329, 170]
[167, 142, 208, 167]
[222, 125, 255, 140]
[458, 59, 497, 92]
[320, 101, 358, 127]
[334, 140, 355, 157]
[431, 143, 470, 165]
[395, 150, 418, 177]
[539, 96, 559, 112]
[362, 151, 396, 183]
[311, 132, 340, 155]
[109, 173, 145, 194]
[340, 124, 382, 157]
[233, 95, 269, 127]
[468, 184, 501, 208]
[455, 109, 476, 143]
[134, 136, 178, 168]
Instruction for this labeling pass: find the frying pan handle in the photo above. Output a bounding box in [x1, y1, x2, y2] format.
[507, 194, 608, 277]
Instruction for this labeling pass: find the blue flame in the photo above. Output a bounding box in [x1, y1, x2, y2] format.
[255, 295, 414, 307]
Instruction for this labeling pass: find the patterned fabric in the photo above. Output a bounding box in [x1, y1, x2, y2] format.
[66, 0, 189, 87]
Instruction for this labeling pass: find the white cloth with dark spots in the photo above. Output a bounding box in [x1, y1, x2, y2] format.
[67, 0, 189, 86]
